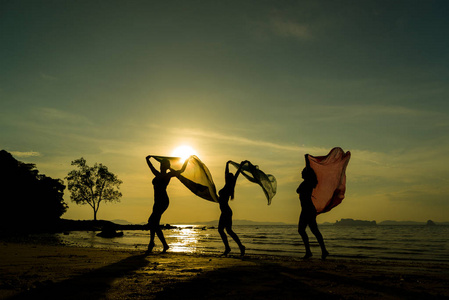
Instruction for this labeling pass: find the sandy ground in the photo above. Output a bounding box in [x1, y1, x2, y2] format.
[1, 242, 448, 299]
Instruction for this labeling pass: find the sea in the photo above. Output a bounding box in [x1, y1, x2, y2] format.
[52, 224, 449, 263]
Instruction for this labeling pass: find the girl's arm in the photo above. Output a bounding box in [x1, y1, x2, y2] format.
[146, 155, 159, 176]
[305, 154, 311, 168]
[180, 157, 190, 173]
[234, 160, 249, 179]
[169, 156, 191, 177]
[225, 160, 231, 175]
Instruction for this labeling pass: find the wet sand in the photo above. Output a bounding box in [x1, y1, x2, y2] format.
[1, 242, 448, 299]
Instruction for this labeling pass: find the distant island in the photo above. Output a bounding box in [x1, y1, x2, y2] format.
[3, 218, 447, 237]
[112, 218, 449, 227]
[328, 219, 449, 226]
[426, 220, 436, 226]
[185, 219, 290, 226]
[50, 218, 449, 232]
[334, 218, 377, 226]
[377, 220, 448, 226]
[53, 219, 291, 232]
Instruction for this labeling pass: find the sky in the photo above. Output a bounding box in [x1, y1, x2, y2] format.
[1, 0, 449, 224]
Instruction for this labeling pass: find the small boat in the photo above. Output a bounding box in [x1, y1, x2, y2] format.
[96, 228, 124, 238]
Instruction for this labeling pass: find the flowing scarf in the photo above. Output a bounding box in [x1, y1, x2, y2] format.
[151, 156, 276, 204]
[228, 161, 277, 205]
[307, 147, 351, 214]
[152, 155, 218, 202]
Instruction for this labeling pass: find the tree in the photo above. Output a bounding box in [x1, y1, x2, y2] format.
[0, 150, 67, 231]
[66, 158, 122, 221]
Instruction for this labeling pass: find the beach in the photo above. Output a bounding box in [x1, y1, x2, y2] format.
[1, 242, 448, 299]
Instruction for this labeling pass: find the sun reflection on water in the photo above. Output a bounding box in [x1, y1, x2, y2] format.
[165, 225, 206, 253]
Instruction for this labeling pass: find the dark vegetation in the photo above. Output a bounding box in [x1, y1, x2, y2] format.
[0, 150, 149, 237]
[0, 150, 67, 234]
[54, 219, 150, 232]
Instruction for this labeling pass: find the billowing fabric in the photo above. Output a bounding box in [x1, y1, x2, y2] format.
[152, 155, 218, 203]
[307, 147, 351, 214]
[229, 161, 277, 205]
[151, 156, 276, 205]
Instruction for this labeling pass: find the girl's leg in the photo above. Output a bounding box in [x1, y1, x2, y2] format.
[146, 213, 157, 254]
[146, 230, 156, 254]
[226, 227, 245, 256]
[156, 228, 169, 253]
[158, 206, 169, 252]
[147, 212, 168, 253]
[298, 213, 312, 258]
[218, 216, 231, 255]
[309, 218, 329, 259]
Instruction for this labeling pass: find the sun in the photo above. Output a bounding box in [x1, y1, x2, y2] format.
[171, 145, 198, 162]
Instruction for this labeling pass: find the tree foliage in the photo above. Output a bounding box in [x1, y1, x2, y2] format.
[0, 150, 67, 231]
[66, 158, 122, 221]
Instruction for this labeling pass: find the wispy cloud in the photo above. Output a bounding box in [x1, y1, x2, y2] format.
[302, 104, 438, 119]
[173, 127, 328, 154]
[40, 72, 58, 81]
[10, 151, 41, 158]
[344, 104, 425, 116]
[35, 107, 93, 125]
[283, 104, 446, 130]
[270, 17, 311, 39]
[0, 107, 95, 142]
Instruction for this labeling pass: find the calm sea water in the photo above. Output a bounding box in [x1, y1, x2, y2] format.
[55, 225, 449, 262]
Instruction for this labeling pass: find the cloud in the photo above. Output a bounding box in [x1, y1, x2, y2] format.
[35, 107, 93, 125]
[385, 187, 449, 206]
[10, 151, 41, 158]
[270, 17, 311, 39]
[301, 104, 439, 120]
[173, 127, 328, 154]
[40, 72, 58, 81]
[344, 105, 425, 116]
[2, 107, 94, 131]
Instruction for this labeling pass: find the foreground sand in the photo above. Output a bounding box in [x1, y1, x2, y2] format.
[1, 242, 448, 299]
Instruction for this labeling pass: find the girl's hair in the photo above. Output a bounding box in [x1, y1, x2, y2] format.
[226, 172, 236, 200]
[161, 159, 170, 170]
[304, 167, 318, 188]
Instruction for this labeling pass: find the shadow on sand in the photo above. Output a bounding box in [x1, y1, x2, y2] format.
[8, 254, 149, 299]
[154, 260, 443, 300]
[155, 264, 338, 299]
[7, 253, 446, 300]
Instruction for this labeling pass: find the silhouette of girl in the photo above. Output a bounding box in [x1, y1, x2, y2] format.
[297, 155, 329, 259]
[145, 155, 189, 254]
[218, 160, 248, 256]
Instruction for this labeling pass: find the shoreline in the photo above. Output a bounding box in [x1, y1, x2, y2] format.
[13, 225, 448, 264]
[1, 242, 448, 299]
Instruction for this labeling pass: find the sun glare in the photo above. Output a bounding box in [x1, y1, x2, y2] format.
[171, 145, 198, 162]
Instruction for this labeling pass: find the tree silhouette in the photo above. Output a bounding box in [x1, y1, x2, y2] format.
[0, 150, 67, 231]
[66, 158, 122, 221]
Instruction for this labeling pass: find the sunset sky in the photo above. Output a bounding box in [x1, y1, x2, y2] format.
[1, 1, 448, 224]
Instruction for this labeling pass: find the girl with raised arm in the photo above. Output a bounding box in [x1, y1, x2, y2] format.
[297, 154, 329, 259]
[218, 160, 249, 256]
[145, 155, 189, 254]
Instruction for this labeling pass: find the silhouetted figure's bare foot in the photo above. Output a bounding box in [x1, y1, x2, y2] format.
[145, 242, 155, 255]
[240, 245, 246, 256]
[321, 250, 329, 260]
[222, 247, 231, 256]
[303, 252, 312, 259]
[161, 245, 169, 253]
